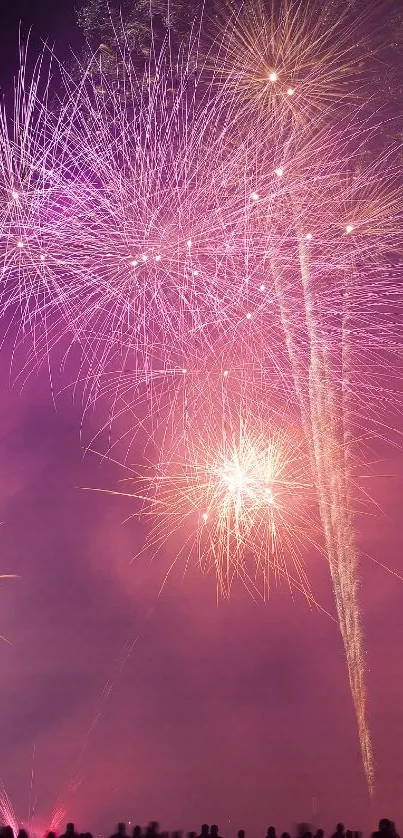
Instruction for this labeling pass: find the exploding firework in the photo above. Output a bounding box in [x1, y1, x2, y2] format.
[0, 41, 267, 366]
[87, 398, 323, 604]
[206, 0, 374, 130]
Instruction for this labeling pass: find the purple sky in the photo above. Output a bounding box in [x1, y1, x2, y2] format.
[1, 355, 403, 837]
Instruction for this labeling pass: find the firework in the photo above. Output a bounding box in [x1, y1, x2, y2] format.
[0, 780, 66, 837]
[205, 0, 375, 131]
[0, 783, 19, 835]
[0, 41, 262, 363]
[86, 395, 324, 604]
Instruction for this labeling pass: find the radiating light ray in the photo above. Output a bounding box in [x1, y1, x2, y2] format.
[0, 782, 19, 835]
[205, 0, 374, 130]
[0, 779, 66, 838]
[82, 393, 329, 606]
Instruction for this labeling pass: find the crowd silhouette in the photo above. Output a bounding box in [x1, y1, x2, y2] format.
[0, 818, 400, 838]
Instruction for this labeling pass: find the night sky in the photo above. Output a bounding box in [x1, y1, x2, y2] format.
[1, 2, 403, 837]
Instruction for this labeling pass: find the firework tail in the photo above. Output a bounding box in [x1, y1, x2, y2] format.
[297, 237, 374, 793]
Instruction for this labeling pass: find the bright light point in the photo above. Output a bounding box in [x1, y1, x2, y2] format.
[266, 487, 275, 504]
[223, 370, 229, 377]
[141, 253, 148, 261]
[269, 72, 278, 82]
[192, 269, 199, 277]
[275, 167, 284, 177]
[306, 232, 313, 240]
[260, 283, 266, 291]
[17, 241, 24, 248]
[287, 87, 295, 96]
[246, 312, 252, 320]
[182, 368, 187, 374]
[187, 239, 192, 248]
[40, 254, 45, 262]
[346, 224, 354, 234]
[223, 467, 245, 493]
[251, 192, 259, 201]
[155, 254, 161, 261]
[11, 190, 19, 200]
[131, 260, 138, 267]
[202, 512, 208, 522]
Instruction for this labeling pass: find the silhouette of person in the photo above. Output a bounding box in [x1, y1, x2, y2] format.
[331, 825, 345, 838]
[46, 831, 56, 838]
[238, 831, 245, 838]
[1, 828, 15, 838]
[198, 826, 209, 838]
[210, 827, 222, 838]
[372, 820, 395, 838]
[17, 830, 29, 838]
[132, 828, 142, 838]
[110, 825, 127, 838]
[60, 824, 79, 838]
[282, 833, 291, 838]
[188, 832, 197, 838]
[346, 830, 353, 838]
[266, 828, 276, 838]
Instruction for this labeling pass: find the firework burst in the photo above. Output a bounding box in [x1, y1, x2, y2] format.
[205, 0, 374, 132]
[87, 398, 323, 605]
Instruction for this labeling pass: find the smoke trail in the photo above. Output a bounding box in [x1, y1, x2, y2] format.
[297, 237, 374, 792]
